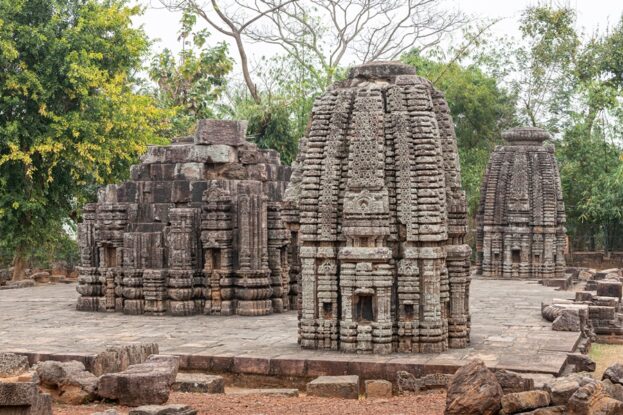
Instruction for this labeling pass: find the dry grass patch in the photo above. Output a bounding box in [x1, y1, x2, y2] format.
[589, 343, 623, 378]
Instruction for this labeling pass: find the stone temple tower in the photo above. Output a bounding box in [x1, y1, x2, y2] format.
[283, 61, 471, 354]
[76, 120, 293, 317]
[476, 127, 566, 280]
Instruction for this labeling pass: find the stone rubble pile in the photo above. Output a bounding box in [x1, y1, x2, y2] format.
[542, 267, 623, 338]
[443, 359, 623, 415]
[0, 343, 225, 413]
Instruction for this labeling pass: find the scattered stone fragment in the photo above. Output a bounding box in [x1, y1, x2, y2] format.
[172, 373, 224, 393]
[0, 381, 52, 415]
[97, 355, 179, 406]
[0, 352, 30, 378]
[227, 388, 299, 397]
[92, 343, 159, 376]
[396, 371, 453, 393]
[128, 404, 197, 415]
[544, 376, 582, 406]
[365, 380, 392, 399]
[500, 390, 550, 414]
[602, 363, 623, 385]
[495, 369, 535, 394]
[601, 379, 623, 401]
[552, 309, 581, 332]
[445, 359, 503, 415]
[35, 360, 98, 404]
[306, 375, 359, 400]
[567, 381, 623, 415]
[566, 353, 596, 372]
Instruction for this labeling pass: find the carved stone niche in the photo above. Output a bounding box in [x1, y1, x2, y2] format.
[283, 61, 472, 354]
[476, 127, 566, 280]
[76, 119, 292, 317]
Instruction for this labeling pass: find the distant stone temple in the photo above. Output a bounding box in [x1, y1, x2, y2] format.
[76, 120, 293, 316]
[476, 127, 566, 280]
[283, 61, 472, 354]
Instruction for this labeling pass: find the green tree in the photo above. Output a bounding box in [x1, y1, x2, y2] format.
[148, 11, 233, 137]
[475, 6, 623, 253]
[0, 0, 168, 279]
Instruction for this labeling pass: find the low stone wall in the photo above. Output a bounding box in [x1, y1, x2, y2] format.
[566, 252, 623, 269]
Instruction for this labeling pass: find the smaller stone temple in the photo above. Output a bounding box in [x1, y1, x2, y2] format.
[284, 61, 472, 354]
[476, 127, 566, 280]
[76, 120, 293, 316]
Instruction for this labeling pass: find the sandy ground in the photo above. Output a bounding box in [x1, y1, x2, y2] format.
[53, 390, 447, 415]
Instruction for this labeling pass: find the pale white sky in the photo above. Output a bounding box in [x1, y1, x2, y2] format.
[134, 0, 623, 67]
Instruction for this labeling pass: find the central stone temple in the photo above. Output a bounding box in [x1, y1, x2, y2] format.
[476, 127, 566, 280]
[284, 61, 472, 354]
[76, 120, 293, 317]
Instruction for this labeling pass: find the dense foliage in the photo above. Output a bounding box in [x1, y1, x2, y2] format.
[0, 0, 168, 277]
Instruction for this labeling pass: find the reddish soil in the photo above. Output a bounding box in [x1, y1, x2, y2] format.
[53, 390, 446, 415]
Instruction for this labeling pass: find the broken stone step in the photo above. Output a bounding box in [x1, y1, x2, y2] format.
[172, 373, 224, 394]
[227, 388, 299, 397]
[306, 375, 359, 399]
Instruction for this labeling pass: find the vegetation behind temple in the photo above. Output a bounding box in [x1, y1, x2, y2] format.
[2, 2, 623, 272]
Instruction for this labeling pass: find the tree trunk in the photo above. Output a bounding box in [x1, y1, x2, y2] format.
[12, 251, 26, 281]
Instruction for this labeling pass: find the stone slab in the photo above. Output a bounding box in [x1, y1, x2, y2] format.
[227, 388, 299, 397]
[0, 280, 581, 378]
[307, 375, 359, 399]
[172, 373, 224, 394]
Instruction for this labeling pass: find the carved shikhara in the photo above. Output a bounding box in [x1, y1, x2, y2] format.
[476, 127, 567, 280]
[76, 120, 293, 316]
[283, 61, 472, 354]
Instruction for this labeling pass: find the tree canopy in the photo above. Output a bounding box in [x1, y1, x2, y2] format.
[0, 0, 168, 277]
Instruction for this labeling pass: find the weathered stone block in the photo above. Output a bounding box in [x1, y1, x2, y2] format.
[97, 355, 179, 406]
[445, 359, 503, 415]
[195, 119, 247, 146]
[172, 373, 224, 394]
[306, 375, 359, 399]
[0, 353, 30, 378]
[597, 280, 622, 300]
[501, 390, 550, 414]
[0, 382, 52, 414]
[364, 379, 392, 398]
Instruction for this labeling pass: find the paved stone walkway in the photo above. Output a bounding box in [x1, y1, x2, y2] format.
[0, 279, 579, 375]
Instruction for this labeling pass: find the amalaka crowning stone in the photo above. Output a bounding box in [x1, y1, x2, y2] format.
[76, 120, 293, 317]
[476, 127, 566, 280]
[283, 61, 471, 354]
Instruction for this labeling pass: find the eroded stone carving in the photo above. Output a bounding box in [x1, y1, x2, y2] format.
[283, 61, 471, 354]
[476, 127, 566, 280]
[76, 120, 292, 316]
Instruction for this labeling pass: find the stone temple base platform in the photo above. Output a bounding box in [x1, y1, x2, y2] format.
[0, 279, 579, 380]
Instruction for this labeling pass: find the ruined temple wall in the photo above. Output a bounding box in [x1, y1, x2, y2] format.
[76, 120, 293, 317]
